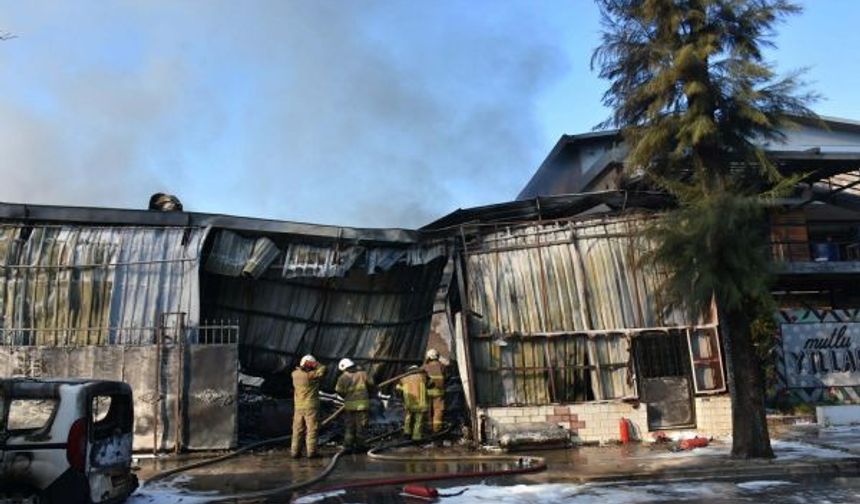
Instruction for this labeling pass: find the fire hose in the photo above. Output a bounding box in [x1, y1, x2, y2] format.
[144, 405, 345, 485]
[143, 367, 427, 485]
[296, 431, 547, 500]
[143, 367, 546, 502]
[202, 427, 409, 503]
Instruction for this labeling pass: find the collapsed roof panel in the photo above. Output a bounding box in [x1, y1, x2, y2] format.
[202, 257, 446, 387]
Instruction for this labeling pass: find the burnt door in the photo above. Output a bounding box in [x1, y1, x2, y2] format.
[634, 330, 696, 430]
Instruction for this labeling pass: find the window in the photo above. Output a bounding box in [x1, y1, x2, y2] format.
[634, 330, 691, 379]
[7, 399, 58, 432]
[92, 395, 112, 422]
[91, 394, 133, 439]
[687, 328, 726, 393]
[471, 337, 551, 406]
[470, 327, 726, 406]
[471, 332, 636, 407]
[589, 333, 635, 400]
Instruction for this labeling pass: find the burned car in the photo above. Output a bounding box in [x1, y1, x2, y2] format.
[0, 379, 138, 504]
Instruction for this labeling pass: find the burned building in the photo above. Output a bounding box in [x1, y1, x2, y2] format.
[0, 203, 448, 451]
[426, 193, 728, 444]
[0, 193, 734, 449]
[4, 116, 859, 450]
[517, 115, 860, 431]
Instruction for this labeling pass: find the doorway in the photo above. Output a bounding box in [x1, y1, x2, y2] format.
[633, 330, 696, 430]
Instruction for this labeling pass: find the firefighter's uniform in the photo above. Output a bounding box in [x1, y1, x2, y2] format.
[397, 368, 429, 441]
[291, 359, 327, 458]
[422, 356, 446, 433]
[335, 361, 373, 450]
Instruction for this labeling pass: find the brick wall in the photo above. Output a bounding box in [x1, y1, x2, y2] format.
[480, 393, 732, 444]
[693, 395, 733, 437]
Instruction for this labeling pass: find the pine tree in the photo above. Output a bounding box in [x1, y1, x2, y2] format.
[592, 0, 816, 458]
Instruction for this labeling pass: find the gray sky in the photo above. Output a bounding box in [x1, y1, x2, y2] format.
[1, 1, 858, 228]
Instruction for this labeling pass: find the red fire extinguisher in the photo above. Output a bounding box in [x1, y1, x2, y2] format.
[619, 417, 631, 444]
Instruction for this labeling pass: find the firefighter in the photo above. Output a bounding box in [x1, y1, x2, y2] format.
[335, 358, 373, 452]
[396, 365, 429, 441]
[422, 348, 447, 434]
[291, 354, 326, 458]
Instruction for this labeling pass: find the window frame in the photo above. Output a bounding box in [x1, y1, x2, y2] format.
[5, 397, 60, 435]
[471, 331, 638, 407]
[685, 326, 727, 395]
[89, 392, 133, 440]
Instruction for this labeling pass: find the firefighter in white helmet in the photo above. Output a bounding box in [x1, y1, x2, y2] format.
[291, 354, 326, 458]
[422, 348, 447, 434]
[335, 358, 373, 451]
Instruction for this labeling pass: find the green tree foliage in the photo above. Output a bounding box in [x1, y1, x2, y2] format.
[592, 0, 816, 458]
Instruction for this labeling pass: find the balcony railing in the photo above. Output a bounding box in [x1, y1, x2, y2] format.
[771, 239, 860, 263]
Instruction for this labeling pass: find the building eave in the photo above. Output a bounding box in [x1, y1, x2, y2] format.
[0, 201, 420, 245]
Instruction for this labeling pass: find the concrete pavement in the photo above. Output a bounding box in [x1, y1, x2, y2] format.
[129, 423, 860, 502]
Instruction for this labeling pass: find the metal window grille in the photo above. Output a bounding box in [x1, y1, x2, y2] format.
[470, 332, 636, 407]
[0, 320, 239, 347]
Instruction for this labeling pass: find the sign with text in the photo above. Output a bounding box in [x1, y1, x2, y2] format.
[782, 322, 860, 388]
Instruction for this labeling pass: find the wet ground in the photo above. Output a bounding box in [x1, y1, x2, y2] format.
[127, 423, 860, 503]
[298, 476, 860, 503]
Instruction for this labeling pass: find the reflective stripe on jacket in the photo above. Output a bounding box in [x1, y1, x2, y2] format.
[336, 369, 372, 411]
[422, 360, 445, 398]
[397, 371, 428, 412]
[292, 364, 327, 411]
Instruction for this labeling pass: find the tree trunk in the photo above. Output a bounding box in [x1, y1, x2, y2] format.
[721, 305, 774, 458]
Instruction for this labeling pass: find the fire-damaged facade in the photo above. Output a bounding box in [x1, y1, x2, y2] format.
[3, 116, 860, 451]
[0, 193, 732, 449]
[0, 204, 448, 451]
[426, 194, 728, 444]
[516, 115, 860, 431]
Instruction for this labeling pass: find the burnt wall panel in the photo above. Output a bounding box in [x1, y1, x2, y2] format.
[0, 344, 234, 452]
[185, 344, 238, 450]
[122, 345, 161, 451]
[0, 225, 206, 345]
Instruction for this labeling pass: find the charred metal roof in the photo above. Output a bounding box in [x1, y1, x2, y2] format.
[422, 190, 672, 231]
[0, 201, 419, 246]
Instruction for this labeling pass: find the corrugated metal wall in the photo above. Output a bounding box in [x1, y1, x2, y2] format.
[0, 224, 206, 345]
[463, 213, 697, 406]
[464, 215, 685, 334]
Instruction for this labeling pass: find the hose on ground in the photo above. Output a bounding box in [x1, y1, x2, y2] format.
[143, 367, 477, 502]
[298, 425, 547, 498]
[190, 428, 405, 503]
[144, 405, 345, 484]
[205, 448, 346, 503]
[144, 367, 425, 485]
